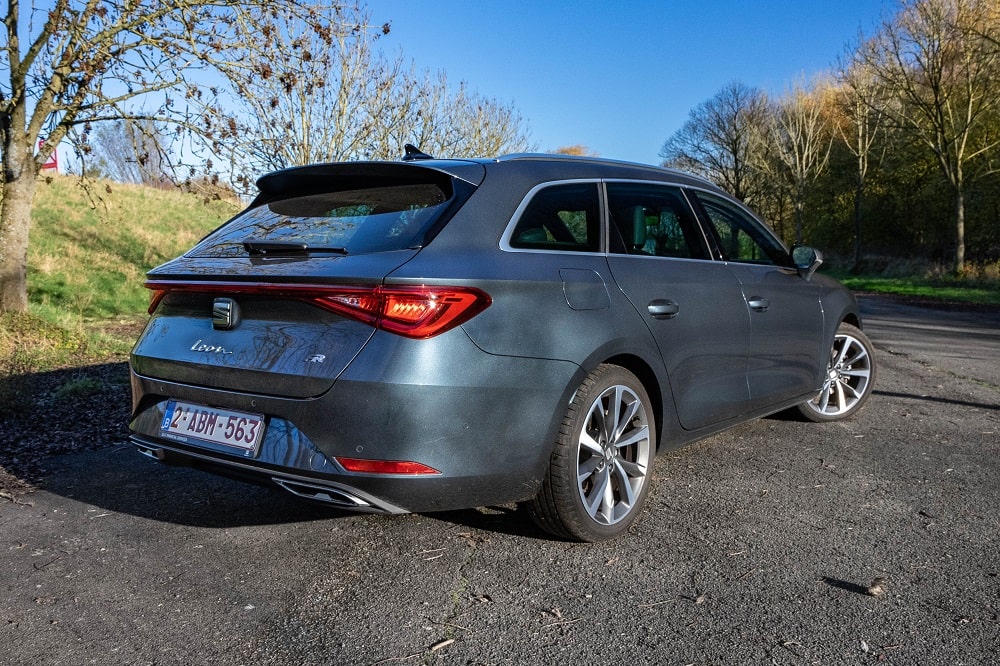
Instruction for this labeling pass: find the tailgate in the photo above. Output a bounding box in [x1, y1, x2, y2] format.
[131, 252, 421, 399]
[130, 291, 374, 399]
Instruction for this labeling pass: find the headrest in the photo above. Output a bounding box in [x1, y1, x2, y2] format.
[629, 206, 646, 249]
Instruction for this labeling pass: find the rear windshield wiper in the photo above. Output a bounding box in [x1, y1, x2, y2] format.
[243, 241, 348, 257]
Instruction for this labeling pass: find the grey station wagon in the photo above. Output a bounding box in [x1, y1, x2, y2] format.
[128, 151, 875, 541]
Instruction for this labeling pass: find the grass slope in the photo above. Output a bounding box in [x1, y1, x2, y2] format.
[2, 175, 239, 384]
[28, 175, 239, 323]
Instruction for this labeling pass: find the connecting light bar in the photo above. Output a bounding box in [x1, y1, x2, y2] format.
[144, 280, 491, 339]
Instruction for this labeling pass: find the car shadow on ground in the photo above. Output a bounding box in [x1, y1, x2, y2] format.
[23, 443, 549, 538]
[33, 445, 352, 528]
[873, 389, 999, 411]
[426, 506, 554, 540]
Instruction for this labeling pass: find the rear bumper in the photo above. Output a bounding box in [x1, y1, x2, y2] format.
[129, 331, 583, 513]
[131, 434, 408, 513]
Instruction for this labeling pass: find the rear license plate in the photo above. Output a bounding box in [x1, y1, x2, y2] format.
[160, 400, 265, 456]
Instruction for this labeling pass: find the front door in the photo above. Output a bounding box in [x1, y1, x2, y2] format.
[690, 191, 825, 411]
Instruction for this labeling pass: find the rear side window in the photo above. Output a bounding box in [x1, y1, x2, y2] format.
[509, 183, 601, 252]
[188, 180, 453, 257]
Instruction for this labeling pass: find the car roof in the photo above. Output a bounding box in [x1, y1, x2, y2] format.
[494, 153, 722, 190]
[255, 153, 726, 197]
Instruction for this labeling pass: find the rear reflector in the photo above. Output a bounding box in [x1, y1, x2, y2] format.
[335, 457, 441, 475]
[144, 281, 491, 339]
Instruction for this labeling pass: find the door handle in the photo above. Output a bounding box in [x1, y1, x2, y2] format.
[647, 299, 680, 319]
[747, 296, 770, 312]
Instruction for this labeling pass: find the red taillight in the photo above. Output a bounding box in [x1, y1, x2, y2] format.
[144, 281, 491, 339]
[147, 289, 168, 314]
[335, 457, 440, 475]
[316, 286, 491, 338]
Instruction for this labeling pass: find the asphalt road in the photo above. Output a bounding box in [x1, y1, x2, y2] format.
[1, 296, 998, 665]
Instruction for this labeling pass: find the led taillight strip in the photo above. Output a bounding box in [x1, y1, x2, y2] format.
[144, 280, 491, 339]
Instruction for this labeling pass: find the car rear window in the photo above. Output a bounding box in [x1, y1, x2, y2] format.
[187, 180, 453, 257]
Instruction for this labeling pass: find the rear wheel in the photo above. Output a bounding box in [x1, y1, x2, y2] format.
[798, 322, 876, 422]
[527, 364, 655, 542]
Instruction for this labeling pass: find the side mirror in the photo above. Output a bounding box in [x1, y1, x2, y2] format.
[791, 245, 823, 281]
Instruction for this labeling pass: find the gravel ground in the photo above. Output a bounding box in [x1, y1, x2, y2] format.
[0, 296, 998, 664]
[0, 361, 133, 497]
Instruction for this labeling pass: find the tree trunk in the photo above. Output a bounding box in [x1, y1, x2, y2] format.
[0, 148, 37, 313]
[794, 197, 804, 245]
[954, 188, 965, 274]
[852, 176, 863, 274]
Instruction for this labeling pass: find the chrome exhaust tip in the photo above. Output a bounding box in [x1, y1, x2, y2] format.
[135, 443, 166, 461]
[272, 478, 373, 509]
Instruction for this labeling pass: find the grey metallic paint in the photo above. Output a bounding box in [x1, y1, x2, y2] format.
[129, 155, 863, 515]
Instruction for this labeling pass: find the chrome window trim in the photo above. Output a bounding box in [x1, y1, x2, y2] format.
[499, 178, 605, 254]
[498, 176, 787, 268]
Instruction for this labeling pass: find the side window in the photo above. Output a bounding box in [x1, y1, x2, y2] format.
[509, 183, 601, 252]
[693, 192, 790, 266]
[606, 183, 709, 260]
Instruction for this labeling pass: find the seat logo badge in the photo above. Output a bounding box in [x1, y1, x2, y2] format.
[212, 297, 240, 330]
[306, 354, 326, 364]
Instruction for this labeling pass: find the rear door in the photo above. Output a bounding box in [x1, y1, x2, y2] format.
[604, 182, 752, 431]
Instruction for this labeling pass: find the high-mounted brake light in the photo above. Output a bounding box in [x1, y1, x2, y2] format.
[144, 281, 491, 339]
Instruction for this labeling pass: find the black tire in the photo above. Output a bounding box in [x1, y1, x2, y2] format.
[797, 322, 876, 423]
[526, 364, 655, 542]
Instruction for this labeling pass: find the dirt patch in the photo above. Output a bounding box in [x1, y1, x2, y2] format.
[0, 361, 132, 495]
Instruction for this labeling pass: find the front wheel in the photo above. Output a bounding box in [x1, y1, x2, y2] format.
[798, 322, 876, 422]
[526, 364, 655, 542]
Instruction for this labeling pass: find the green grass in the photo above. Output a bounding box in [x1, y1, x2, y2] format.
[51, 375, 107, 400]
[825, 272, 1000, 307]
[27, 175, 239, 324]
[2, 175, 239, 379]
[839, 277, 999, 306]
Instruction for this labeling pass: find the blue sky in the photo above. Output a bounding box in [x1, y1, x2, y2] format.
[374, 1, 892, 165]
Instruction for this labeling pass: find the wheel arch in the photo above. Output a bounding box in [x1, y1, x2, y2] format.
[603, 353, 667, 451]
[842, 311, 861, 328]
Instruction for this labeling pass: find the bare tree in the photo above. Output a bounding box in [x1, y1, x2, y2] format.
[83, 119, 174, 187]
[659, 81, 770, 205]
[836, 58, 890, 270]
[763, 80, 835, 244]
[852, 0, 1000, 272]
[212, 5, 404, 183]
[0, 0, 348, 313]
[402, 71, 534, 158]
[216, 10, 533, 188]
[553, 145, 599, 156]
